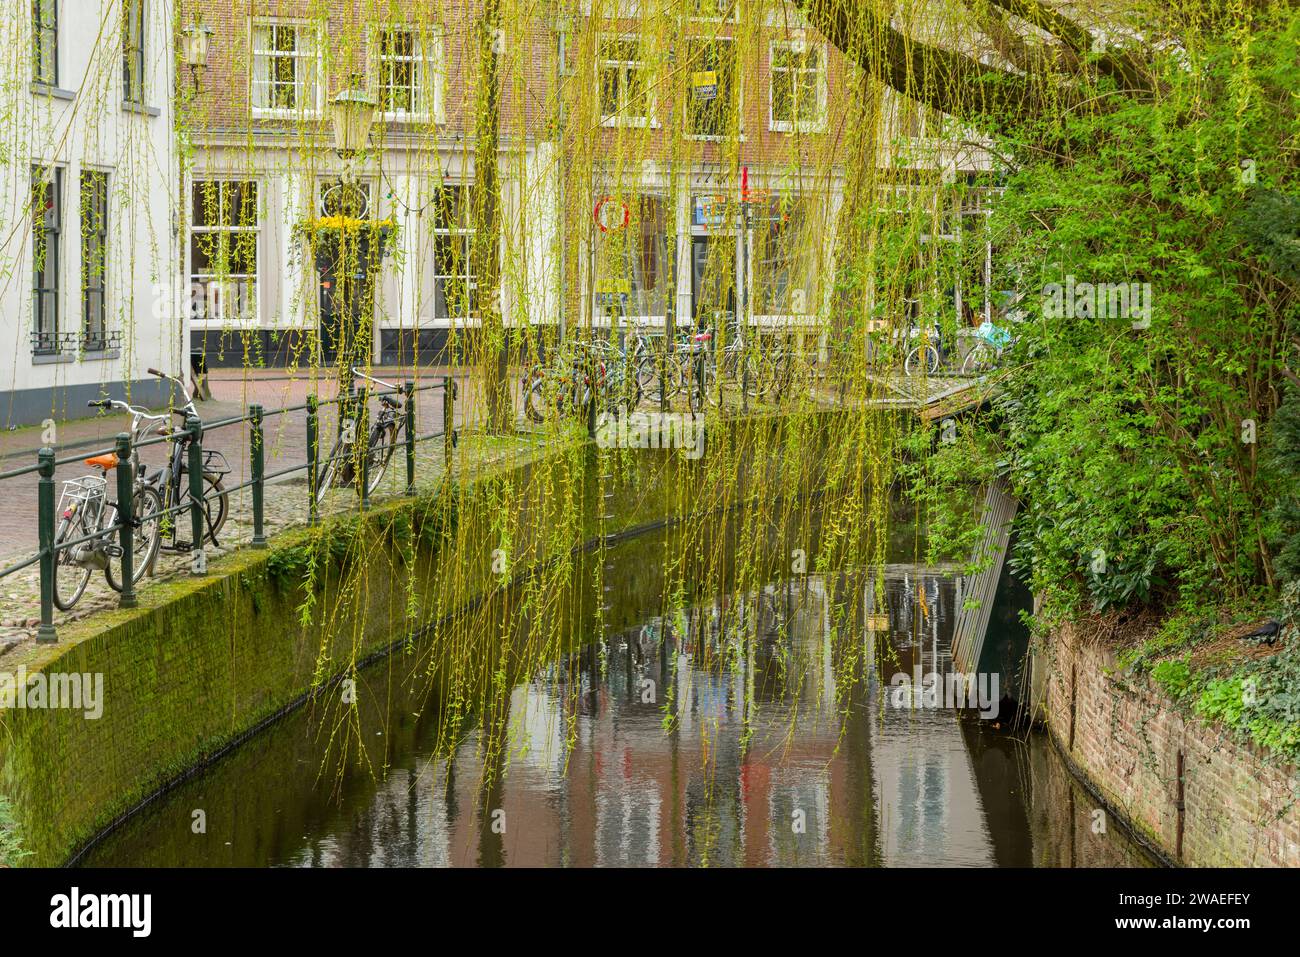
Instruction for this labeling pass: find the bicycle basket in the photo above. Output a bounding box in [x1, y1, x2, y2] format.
[180, 449, 231, 477]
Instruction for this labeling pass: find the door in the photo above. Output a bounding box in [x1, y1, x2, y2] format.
[317, 230, 374, 369]
[691, 235, 737, 330]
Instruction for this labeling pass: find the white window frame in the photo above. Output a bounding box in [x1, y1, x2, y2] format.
[249, 19, 323, 118]
[430, 184, 480, 327]
[683, 35, 741, 141]
[188, 179, 261, 327]
[768, 40, 827, 134]
[688, 0, 741, 23]
[369, 26, 446, 124]
[597, 35, 658, 129]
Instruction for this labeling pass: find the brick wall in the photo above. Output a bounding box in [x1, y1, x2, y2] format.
[1041, 624, 1300, 867]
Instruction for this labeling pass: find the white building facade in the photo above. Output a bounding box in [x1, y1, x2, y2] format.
[0, 0, 183, 426]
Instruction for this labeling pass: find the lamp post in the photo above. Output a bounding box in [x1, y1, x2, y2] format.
[331, 75, 377, 192]
[180, 19, 214, 92]
[322, 76, 378, 375]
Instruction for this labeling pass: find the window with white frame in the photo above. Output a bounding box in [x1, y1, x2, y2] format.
[375, 28, 441, 120]
[190, 181, 259, 323]
[594, 195, 670, 318]
[770, 41, 825, 132]
[122, 0, 146, 103]
[431, 185, 478, 322]
[754, 195, 816, 315]
[684, 36, 737, 139]
[31, 166, 62, 353]
[598, 37, 653, 127]
[251, 21, 319, 114]
[689, 0, 740, 22]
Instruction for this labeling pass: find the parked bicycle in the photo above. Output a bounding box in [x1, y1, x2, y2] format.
[903, 322, 956, 376]
[315, 367, 409, 505]
[960, 319, 1015, 375]
[524, 337, 643, 424]
[51, 414, 164, 610]
[142, 369, 231, 551]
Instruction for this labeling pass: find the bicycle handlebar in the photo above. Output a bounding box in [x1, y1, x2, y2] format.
[351, 366, 398, 391]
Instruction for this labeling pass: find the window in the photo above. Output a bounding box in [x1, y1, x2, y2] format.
[251, 22, 319, 113]
[595, 196, 671, 318]
[684, 37, 737, 139]
[689, 0, 740, 22]
[32, 166, 62, 353]
[33, 0, 57, 86]
[81, 170, 109, 349]
[122, 0, 145, 103]
[598, 37, 653, 127]
[754, 196, 815, 315]
[190, 181, 259, 323]
[770, 41, 825, 132]
[431, 186, 477, 321]
[376, 28, 440, 119]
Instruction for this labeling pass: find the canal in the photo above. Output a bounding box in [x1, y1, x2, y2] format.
[81, 514, 1155, 868]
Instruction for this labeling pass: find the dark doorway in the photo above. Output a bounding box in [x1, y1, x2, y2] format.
[691, 235, 736, 329]
[316, 230, 376, 370]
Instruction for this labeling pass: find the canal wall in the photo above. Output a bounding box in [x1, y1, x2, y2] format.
[1039, 623, 1300, 867]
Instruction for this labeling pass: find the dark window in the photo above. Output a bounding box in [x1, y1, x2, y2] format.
[685, 37, 736, 139]
[432, 185, 475, 320]
[81, 170, 109, 349]
[122, 0, 145, 104]
[189, 180, 259, 322]
[33, 0, 57, 86]
[32, 166, 62, 353]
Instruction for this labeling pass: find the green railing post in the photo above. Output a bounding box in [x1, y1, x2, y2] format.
[306, 394, 320, 526]
[250, 403, 267, 548]
[36, 447, 57, 643]
[404, 381, 416, 495]
[186, 414, 206, 574]
[358, 386, 370, 509]
[114, 432, 137, 608]
[443, 376, 454, 467]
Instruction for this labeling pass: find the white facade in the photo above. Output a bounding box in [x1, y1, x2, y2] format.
[0, 1, 182, 426]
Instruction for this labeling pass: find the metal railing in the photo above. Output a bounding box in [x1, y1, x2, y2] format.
[0, 376, 458, 643]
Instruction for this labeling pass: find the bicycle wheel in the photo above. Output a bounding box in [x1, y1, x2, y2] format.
[203, 475, 228, 543]
[961, 342, 996, 375]
[315, 440, 343, 506]
[523, 370, 548, 424]
[364, 422, 397, 495]
[905, 344, 939, 376]
[106, 486, 163, 592]
[52, 514, 93, 611]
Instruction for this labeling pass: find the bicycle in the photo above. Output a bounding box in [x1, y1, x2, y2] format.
[524, 338, 643, 424]
[315, 367, 409, 505]
[960, 320, 1014, 375]
[903, 322, 955, 377]
[51, 429, 163, 611]
[142, 369, 231, 551]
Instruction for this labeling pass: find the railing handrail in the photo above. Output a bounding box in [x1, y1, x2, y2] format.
[1, 374, 458, 643]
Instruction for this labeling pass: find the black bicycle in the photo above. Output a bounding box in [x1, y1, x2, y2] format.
[142, 369, 231, 552]
[315, 367, 406, 505]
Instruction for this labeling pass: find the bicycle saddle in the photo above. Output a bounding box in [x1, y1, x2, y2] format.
[85, 453, 119, 470]
[692, 332, 713, 342]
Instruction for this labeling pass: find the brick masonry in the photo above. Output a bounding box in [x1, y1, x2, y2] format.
[1041, 623, 1300, 867]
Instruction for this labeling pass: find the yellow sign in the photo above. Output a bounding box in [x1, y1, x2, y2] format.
[691, 70, 718, 100]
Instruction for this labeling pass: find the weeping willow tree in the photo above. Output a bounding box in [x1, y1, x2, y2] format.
[156, 0, 1300, 834]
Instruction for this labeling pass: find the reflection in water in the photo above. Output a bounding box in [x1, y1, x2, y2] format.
[83, 544, 1154, 868]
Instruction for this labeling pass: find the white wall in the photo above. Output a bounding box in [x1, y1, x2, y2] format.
[0, 0, 181, 426]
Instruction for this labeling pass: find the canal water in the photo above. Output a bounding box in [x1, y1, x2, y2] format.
[82, 522, 1154, 868]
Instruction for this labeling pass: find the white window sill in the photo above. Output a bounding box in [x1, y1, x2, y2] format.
[769, 120, 826, 134]
[251, 107, 321, 120]
[380, 112, 442, 125]
[123, 101, 161, 117]
[601, 117, 660, 129]
[684, 133, 746, 142]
